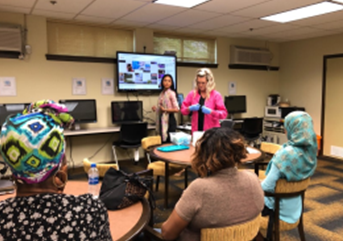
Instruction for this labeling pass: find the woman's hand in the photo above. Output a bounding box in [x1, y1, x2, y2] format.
[152, 106, 157, 112]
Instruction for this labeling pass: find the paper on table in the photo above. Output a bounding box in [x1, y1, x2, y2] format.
[246, 147, 260, 154]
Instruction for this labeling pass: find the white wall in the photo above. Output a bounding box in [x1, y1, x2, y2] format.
[0, 12, 280, 166]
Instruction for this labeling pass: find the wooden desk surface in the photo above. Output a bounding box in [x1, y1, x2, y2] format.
[151, 144, 263, 165]
[0, 181, 150, 241]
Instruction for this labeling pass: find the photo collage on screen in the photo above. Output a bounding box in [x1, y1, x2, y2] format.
[118, 53, 176, 91]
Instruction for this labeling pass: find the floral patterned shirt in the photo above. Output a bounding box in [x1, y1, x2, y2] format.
[0, 193, 112, 241]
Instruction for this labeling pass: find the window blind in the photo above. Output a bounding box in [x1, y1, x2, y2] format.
[154, 34, 216, 63]
[47, 22, 133, 58]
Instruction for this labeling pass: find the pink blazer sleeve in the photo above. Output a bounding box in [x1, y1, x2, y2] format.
[181, 91, 193, 115]
[210, 91, 228, 119]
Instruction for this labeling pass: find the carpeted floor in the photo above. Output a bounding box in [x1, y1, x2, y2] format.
[118, 157, 343, 241]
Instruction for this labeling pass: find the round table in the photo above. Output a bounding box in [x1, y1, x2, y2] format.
[0, 180, 150, 241]
[150, 144, 264, 208]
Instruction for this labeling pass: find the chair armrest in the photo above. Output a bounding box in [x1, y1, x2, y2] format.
[144, 225, 168, 241]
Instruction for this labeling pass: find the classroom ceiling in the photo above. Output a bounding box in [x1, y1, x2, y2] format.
[1, 0, 343, 42]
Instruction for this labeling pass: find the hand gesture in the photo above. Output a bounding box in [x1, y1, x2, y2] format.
[201, 106, 212, 114]
[189, 104, 200, 112]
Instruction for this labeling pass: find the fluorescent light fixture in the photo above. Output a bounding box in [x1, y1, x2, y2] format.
[261, 2, 343, 23]
[333, 0, 343, 3]
[153, 0, 211, 8]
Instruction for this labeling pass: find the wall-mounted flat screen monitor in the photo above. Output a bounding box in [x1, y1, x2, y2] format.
[111, 101, 143, 124]
[59, 99, 97, 126]
[0, 103, 30, 127]
[225, 95, 247, 114]
[116, 52, 177, 92]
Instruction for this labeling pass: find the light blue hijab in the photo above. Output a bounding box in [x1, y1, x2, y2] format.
[265, 111, 317, 181]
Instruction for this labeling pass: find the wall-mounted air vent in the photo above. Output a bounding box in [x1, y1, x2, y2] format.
[230, 45, 272, 66]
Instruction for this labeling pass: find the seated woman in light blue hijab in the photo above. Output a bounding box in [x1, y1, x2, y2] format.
[260, 111, 317, 240]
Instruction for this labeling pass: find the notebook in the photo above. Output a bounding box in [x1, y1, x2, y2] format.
[157, 145, 190, 152]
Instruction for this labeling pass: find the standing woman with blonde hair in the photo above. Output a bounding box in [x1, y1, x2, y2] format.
[181, 68, 227, 133]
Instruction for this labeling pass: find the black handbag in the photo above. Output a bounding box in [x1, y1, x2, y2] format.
[99, 168, 155, 210]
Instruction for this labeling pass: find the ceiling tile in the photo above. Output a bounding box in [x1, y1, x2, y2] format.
[80, 0, 147, 19]
[194, 0, 271, 14]
[240, 24, 300, 36]
[313, 19, 343, 30]
[267, 27, 322, 38]
[0, 5, 31, 14]
[112, 19, 150, 28]
[35, 0, 94, 14]
[157, 9, 221, 27]
[32, 9, 75, 19]
[215, 19, 276, 33]
[0, 0, 35, 8]
[290, 11, 343, 27]
[232, 0, 323, 18]
[75, 15, 115, 24]
[147, 23, 179, 31]
[189, 14, 249, 30]
[285, 30, 341, 41]
[122, 3, 186, 23]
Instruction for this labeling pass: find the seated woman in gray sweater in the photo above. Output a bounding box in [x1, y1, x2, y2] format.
[161, 127, 264, 241]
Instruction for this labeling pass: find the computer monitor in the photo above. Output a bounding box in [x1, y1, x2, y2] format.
[59, 99, 97, 130]
[0, 103, 30, 128]
[225, 95, 246, 118]
[111, 101, 143, 124]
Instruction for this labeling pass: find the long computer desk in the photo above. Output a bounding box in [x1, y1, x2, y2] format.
[64, 125, 156, 137]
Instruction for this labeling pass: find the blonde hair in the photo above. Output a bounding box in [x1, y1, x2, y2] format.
[193, 68, 216, 99]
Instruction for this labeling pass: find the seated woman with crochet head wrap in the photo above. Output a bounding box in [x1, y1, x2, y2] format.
[0, 100, 112, 241]
[161, 128, 264, 241]
[257, 111, 317, 241]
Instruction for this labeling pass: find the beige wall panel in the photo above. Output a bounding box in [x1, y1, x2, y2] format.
[279, 33, 343, 135]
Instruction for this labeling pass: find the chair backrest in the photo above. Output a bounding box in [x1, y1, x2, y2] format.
[220, 119, 235, 129]
[242, 118, 263, 137]
[260, 142, 282, 155]
[141, 135, 162, 151]
[120, 122, 148, 144]
[201, 215, 260, 241]
[83, 158, 118, 177]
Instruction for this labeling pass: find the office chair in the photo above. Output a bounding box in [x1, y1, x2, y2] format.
[112, 122, 148, 169]
[241, 118, 263, 146]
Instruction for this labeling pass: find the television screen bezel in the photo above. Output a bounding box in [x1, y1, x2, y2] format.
[224, 95, 247, 114]
[59, 99, 97, 124]
[111, 100, 143, 124]
[116, 51, 177, 93]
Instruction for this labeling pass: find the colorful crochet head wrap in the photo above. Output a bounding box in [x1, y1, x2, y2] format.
[0, 100, 74, 184]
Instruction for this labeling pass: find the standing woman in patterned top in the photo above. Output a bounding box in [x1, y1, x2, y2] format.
[0, 100, 112, 241]
[152, 74, 179, 143]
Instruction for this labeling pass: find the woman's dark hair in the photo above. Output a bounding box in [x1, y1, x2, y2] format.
[192, 128, 247, 177]
[160, 74, 177, 94]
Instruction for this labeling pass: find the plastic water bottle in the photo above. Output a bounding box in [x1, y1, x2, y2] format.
[88, 163, 99, 199]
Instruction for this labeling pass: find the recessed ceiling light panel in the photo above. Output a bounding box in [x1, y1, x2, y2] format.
[332, 0, 343, 3]
[261, 2, 343, 23]
[153, 0, 211, 8]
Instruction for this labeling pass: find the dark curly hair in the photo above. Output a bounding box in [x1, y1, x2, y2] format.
[191, 128, 247, 177]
